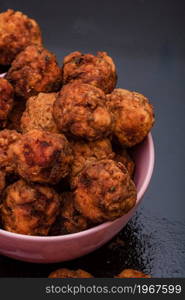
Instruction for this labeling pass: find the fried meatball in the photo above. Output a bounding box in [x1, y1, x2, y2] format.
[48, 268, 93, 278]
[53, 82, 113, 141]
[115, 269, 151, 278]
[73, 159, 137, 223]
[114, 148, 135, 178]
[0, 9, 42, 65]
[9, 130, 73, 184]
[21, 92, 59, 133]
[62, 51, 117, 93]
[0, 129, 21, 173]
[0, 78, 14, 128]
[50, 192, 90, 235]
[0, 179, 60, 235]
[70, 138, 114, 185]
[6, 45, 62, 99]
[0, 170, 6, 194]
[7, 99, 26, 132]
[107, 89, 155, 147]
[61, 192, 90, 234]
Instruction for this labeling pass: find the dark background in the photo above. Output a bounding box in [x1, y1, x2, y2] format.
[0, 0, 185, 277]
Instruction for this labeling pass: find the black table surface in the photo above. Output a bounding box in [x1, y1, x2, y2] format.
[0, 0, 185, 277]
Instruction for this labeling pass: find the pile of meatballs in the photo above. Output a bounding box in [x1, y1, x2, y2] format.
[0, 9, 155, 237]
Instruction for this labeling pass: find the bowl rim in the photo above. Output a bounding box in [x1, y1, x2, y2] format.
[0, 133, 155, 241]
[0, 73, 6, 77]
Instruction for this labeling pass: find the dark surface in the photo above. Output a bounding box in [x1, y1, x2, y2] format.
[0, 0, 185, 277]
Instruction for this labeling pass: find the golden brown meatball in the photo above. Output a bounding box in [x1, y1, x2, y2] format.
[107, 89, 155, 147]
[7, 98, 26, 132]
[50, 192, 90, 235]
[70, 138, 114, 185]
[0, 9, 42, 65]
[53, 82, 113, 141]
[0, 179, 60, 236]
[0, 129, 21, 173]
[61, 192, 90, 234]
[114, 148, 135, 178]
[6, 45, 62, 99]
[115, 269, 151, 278]
[48, 268, 93, 278]
[0, 170, 6, 194]
[21, 92, 59, 133]
[62, 51, 117, 94]
[73, 159, 137, 223]
[10, 129, 73, 184]
[0, 78, 14, 128]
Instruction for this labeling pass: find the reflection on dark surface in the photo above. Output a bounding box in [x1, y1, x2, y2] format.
[0, 207, 184, 278]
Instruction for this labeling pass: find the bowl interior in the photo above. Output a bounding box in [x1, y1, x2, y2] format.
[132, 133, 154, 200]
[0, 73, 6, 78]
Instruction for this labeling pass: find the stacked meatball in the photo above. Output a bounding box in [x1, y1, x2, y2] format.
[0, 9, 155, 237]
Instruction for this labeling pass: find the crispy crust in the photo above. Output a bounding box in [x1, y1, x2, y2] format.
[53, 82, 113, 141]
[0, 179, 60, 235]
[50, 192, 90, 235]
[114, 148, 135, 178]
[115, 269, 151, 278]
[7, 98, 26, 132]
[21, 92, 59, 133]
[70, 138, 114, 186]
[0, 9, 42, 65]
[74, 159, 137, 223]
[6, 45, 62, 99]
[0, 129, 21, 173]
[107, 89, 155, 147]
[62, 51, 117, 94]
[10, 129, 73, 184]
[0, 78, 14, 127]
[0, 170, 6, 194]
[48, 268, 93, 278]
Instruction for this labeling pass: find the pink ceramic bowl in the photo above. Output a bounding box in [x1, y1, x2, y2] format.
[0, 129, 155, 263]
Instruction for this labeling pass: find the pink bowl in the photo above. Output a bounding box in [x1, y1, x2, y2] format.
[0, 73, 6, 78]
[0, 131, 154, 263]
